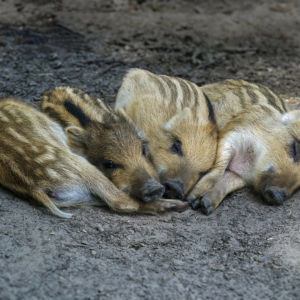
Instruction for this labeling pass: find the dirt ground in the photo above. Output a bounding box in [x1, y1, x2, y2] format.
[1, 0, 300, 299]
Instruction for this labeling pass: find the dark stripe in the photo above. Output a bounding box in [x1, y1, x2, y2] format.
[177, 78, 191, 106]
[150, 74, 166, 99]
[256, 84, 285, 113]
[203, 93, 216, 125]
[71, 88, 97, 108]
[89, 95, 102, 107]
[161, 76, 178, 103]
[70, 88, 85, 99]
[42, 107, 69, 128]
[64, 100, 92, 127]
[260, 104, 274, 115]
[89, 95, 112, 112]
[72, 88, 113, 113]
[189, 82, 200, 109]
[245, 88, 259, 105]
[277, 95, 289, 112]
[233, 89, 247, 109]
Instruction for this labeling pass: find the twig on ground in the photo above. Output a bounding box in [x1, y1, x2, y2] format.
[289, 200, 294, 216]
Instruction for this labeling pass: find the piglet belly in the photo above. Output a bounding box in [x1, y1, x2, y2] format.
[228, 151, 254, 179]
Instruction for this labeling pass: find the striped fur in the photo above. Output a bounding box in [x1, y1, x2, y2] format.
[0, 99, 188, 218]
[188, 79, 300, 214]
[115, 69, 218, 199]
[200, 79, 290, 130]
[41, 87, 187, 209]
[116, 69, 300, 214]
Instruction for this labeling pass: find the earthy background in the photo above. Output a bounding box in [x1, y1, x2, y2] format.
[0, 0, 300, 299]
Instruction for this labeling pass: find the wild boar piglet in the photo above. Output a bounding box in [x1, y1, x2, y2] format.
[0, 98, 187, 218]
[41, 87, 177, 204]
[187, 79, 300, 215]
[115, 68, 218, 200]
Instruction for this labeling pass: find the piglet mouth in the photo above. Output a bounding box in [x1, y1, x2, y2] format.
[263, 188, 287, 205]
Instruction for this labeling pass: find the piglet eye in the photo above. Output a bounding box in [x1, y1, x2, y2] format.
[102, 159, 117, 169]
[171, 140, 183, 156]
[142, 142, 147, 157]
[291, 141, 300, 163]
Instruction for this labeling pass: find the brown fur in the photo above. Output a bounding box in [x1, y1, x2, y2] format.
[41, 87, 178, 204]
[115, 69, 218, 199]
[0, 99, 187, 218]
[188, 79, 300, 214]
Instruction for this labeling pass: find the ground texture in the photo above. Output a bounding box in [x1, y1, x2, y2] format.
[0, 1, 300, 299]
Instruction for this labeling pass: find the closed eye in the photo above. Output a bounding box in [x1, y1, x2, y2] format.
[142, 141, 148, 157]
[102, 159, 119, 170]
[170, 139, 183, 156]
[291, 141, 300, 162]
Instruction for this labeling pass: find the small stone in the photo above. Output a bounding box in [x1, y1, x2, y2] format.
[96, 224, 104, 232]
[58, 277, 66, 285]
[91, 250, 96, 256]
[52, 61, 62, 69]
[49, 53, 58, 61]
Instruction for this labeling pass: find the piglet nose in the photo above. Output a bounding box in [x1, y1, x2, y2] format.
[142, 180, 165, 202]
[263, 188, 287, 205]
[164, 180, 184, 200]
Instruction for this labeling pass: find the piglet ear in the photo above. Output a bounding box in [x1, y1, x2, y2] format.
[117, 108, 135, 126]
[65, 126, 86, 156]
[117, 107, 145, 139]
[164, 107, 192, 132]
[281, 110, 300, 125]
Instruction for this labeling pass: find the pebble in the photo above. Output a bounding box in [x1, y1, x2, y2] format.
[97, 224, 104, 232]
[91, 250, 96, 256]
[49, 53, 58, 61]
[52, 61, 62, 69]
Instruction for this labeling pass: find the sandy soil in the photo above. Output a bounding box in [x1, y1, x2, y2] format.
[0, 1, 300, 299]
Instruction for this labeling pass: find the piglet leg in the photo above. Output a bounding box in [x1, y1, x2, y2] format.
[190, 171, 245, 215]
[187, 138, 234, 205]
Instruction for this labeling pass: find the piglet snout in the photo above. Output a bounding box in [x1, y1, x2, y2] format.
[263, 188, 287, 205]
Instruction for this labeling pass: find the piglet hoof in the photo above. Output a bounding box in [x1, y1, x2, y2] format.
[186, 194, 197, 204]
[263, 189, 286, 206]
[186, 195, 204, 211]
[161, 200, 189, 213]
[191, 199, 201, 210]
[200, 197, 214, 215]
